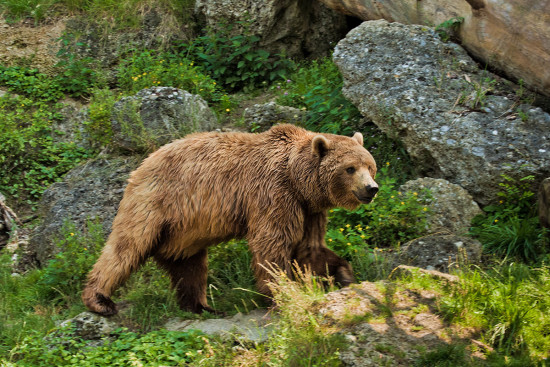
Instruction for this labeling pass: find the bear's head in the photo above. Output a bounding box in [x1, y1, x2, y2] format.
[312, 132, 378, 210]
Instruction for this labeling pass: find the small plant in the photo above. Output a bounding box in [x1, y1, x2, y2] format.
[117, 49, 233, 111]
[84, 88, 116, 149]
[0, 65, 64, 102]
[9, 326, 209, 366]
[460, 72, 496, 110]
[435, 17, 464, 42]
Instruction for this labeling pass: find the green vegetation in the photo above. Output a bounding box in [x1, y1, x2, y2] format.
[185, 19, 295, 93]
[0, 0, 194, 28]
[0, 95, 91, 206]
[470, 173, 548, 262]
[435, 17, 464, 43]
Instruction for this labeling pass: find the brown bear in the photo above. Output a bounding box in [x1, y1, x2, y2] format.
[82, 124, 378, 316]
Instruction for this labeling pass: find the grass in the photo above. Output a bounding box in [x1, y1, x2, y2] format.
[1, 0, 195, 29]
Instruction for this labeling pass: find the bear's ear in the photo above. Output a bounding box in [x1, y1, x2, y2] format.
[312, 135, 330, 158]
[352, 132, 363, 146]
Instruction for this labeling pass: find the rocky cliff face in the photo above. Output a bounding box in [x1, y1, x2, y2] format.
[195, 0, 349, 58]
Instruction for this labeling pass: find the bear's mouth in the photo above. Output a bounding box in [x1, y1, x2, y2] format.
[353, 192, 375, 204]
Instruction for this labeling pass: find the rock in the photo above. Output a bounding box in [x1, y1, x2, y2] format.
[28, 156, 140, 266]
[319, 281, 476, 366]
[111, 87, 217, 152]
[391, 265, 459, 284]
[397, 233, 482, 273]
[539, 178, 550, 229]
[319, 0, 550, 98]
[194, 0, 348, 59]
[334, 20, 550, 205]
[400, 178, 482, 235]
[165, 309, 273, 343]
[243, 102, 306, 132]
[53, 99, 91, 148]
[58, 311, 118, 341]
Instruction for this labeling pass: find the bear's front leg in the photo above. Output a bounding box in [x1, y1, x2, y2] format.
[295, 246, 355, 287]
[247, 232, 296, 297]
[295, 212, 355, 287]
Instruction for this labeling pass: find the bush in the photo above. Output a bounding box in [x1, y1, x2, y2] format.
[117, 49, 233, 111]
[186, 19, 295, 92]
[275, 57, 360, 135]
[0, 95, 91, 206]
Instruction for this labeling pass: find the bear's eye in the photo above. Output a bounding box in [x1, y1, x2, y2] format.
[346, 167, 356, 174]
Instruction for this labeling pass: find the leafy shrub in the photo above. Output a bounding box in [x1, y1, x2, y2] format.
[0, 65, 64, 102]
[275, 57, 360, 135]
[326, 164, 430, 254]
[55, 37, 99, 98]
[0, 95, 91, 205]
[186, 19, 295, 92]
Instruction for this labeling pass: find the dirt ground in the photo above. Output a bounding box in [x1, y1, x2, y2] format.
[0, 18, 66, 73]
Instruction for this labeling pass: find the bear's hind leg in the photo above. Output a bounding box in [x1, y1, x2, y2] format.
[82, 227, 161, 316]
[154, 249, 214, 314]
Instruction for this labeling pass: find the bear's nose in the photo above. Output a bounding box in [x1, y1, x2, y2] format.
[366, 185, 378, 197]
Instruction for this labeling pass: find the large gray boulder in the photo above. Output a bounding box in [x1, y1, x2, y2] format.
[194, 0, 348, 59]
[111, 87, 218, 152]
[333, 20, 550, 205]
[28, 156, 140, 266]
[397, 233, 483, 273]
[165, 309, 273, 343]
[400, 178, 482, 235]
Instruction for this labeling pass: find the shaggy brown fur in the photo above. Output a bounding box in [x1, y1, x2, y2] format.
[82, 124, 378, 316]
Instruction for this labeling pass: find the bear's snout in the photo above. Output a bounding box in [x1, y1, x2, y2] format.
[353, 184, 378, 204]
